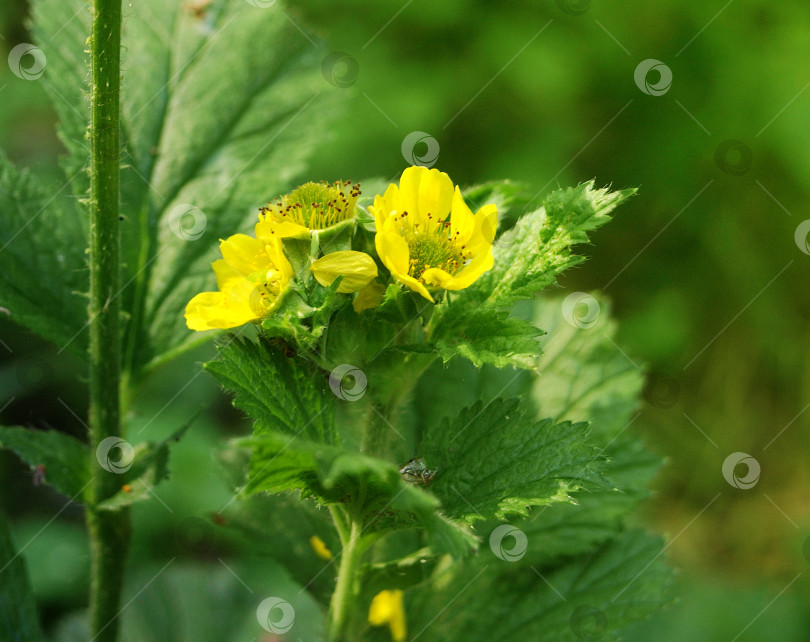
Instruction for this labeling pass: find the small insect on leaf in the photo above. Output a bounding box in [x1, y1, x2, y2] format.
[398, 457, 437, 486]
[32, 464, 47, 487]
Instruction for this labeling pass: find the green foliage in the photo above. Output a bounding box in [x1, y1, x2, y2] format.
[406, 529, 670, 641]
[97, 425, 188, 511]
[428, 182, 633, 370]
[0, 156, 88, 354]
[422, 398, 607, 524]
[0, 426, 89, 499]
[204, 337, 338, 445]
[21, 0, 343, 378]
[0, 517, 43, 642]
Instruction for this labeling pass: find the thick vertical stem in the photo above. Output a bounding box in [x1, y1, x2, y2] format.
[329, 518, 363, 641]
[86, 1, 129, 641]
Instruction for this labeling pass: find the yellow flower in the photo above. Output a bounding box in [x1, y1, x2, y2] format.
[309, 250, 378, 293]
[309, 535, 333, 560]
[256, 180, 361, 240]
[370, 166, 497, 302]
[185, 233, 293, 331]
[368, 589, 407, 642]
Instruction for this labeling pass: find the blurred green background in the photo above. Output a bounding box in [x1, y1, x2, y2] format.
[2, 0, 809, 639]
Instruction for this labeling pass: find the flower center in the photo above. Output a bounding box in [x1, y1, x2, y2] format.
[249, 268, 286, 314]
[260, 181, 360, 230]
[406, 230, 464, 280]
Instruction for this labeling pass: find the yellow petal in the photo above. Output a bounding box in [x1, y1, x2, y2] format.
[212, 259, 241, 290]
[353, 280, 386, 313]
[309, 535, 333, 561]
[219, 234, 268, 277]
[418, 168, 453, 220]
[421, 266, 455, 289]
[376, 230, 411, 276]
[450, 186, 475, 243]
[368, 590, 407, 642]
[310, 251, 378, 293]
[184, 284, 258, 331]
[445, 248, 494, 289]
[469, 203, 498, 252]
[394, 271, 434, 302]
[398, 165, 429, 220]
[265, 235, 294, 281]
[255, 218, 309, 242]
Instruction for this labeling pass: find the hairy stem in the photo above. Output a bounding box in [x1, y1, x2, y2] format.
[86, 1, 129, 641]
[329, 517, 363, 641]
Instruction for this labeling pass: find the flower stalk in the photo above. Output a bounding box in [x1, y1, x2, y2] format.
[329, 515, 364, 641]
[86, 1, 129, 640]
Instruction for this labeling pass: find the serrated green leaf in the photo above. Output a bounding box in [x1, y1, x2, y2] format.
[0, 156, 88, 353]
[426, 182, 631, 371]
[484, 182, 635, 305]
[431, 306, 543, 369]
[96, 425, 188, 511]
[0, 426, 89, 499]
[205, 337, 338, 445]
[0, 516, 44, 642]
[407, 529, 671, 641]
[532, 295, 659, 494]
[241, 432, 476, 558]
[421, 398, 607, 524]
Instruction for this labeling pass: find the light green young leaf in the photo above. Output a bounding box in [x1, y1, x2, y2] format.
[481, 182, 636, 306]
[0, 426, 89, 499]
[407, 529, 671, 641]
[241, 432, 476, 558]
[426, 183, 633, 371]
[204, 338, 338, 445]
[0, 517, 44, 642]
[0, 156, 88, 354]
[421, 398, 608, 524]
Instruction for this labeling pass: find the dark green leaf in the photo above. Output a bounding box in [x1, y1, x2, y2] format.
[407, 529, 672, 641]
[241, 432, 476, 558]
[0, 515, 45, 642]
[205, 338, 338, 445]
[96, 425, 188, 511]
[0, 426, 89, 499]
[0, 156, 88, 354]
[421, 398, 607, 524]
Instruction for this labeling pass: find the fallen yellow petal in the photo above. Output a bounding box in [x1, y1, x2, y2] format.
[368, 589, 406, 642]
[309, 535, 333, 561]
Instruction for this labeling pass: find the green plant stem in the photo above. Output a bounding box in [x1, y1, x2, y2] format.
[86, 1, 129, 641]
[329, 517, 363, 642]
